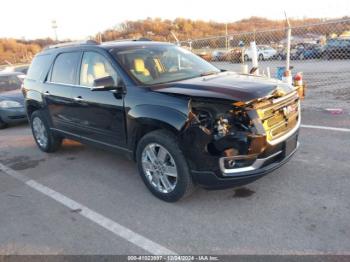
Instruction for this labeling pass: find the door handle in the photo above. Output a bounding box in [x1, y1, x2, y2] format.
[73, 96, 84, 102]
[43, 91, 51, 96]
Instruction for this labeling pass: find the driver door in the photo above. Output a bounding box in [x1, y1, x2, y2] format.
[70, 51, 126, 147]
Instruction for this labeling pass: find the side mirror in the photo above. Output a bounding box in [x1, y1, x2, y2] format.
[90, 76, 124, 93]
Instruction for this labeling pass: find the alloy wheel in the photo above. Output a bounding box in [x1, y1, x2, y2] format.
[141, 143, 178, 194]
[32, 117, 48, 148]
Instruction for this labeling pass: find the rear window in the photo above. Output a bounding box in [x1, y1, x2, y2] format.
[51, 52, 81, 85]
[0, 75, 21, 93]
[27, 54, 54, 81]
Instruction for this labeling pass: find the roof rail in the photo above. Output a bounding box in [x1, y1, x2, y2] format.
[101, 37, 152, 45]
[45, 40, 99, 50]
[100, 38, 134, 45]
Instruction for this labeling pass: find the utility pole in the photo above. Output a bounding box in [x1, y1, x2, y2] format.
[225, 22, 228, 50]
[51, 20, 58, 42]
[285, 11, 291, 75]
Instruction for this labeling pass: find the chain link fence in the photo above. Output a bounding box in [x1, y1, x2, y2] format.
[180, 19, 350, 108]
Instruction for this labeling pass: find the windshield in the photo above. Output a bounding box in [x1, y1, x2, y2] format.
[0, 75, 21, 93]
[110, 45, 220, 85]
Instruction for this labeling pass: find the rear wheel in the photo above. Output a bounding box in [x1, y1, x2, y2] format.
[136, 130, 195, 202]
[30, 110, 62, 153]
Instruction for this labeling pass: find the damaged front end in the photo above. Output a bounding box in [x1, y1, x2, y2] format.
[180, 89, 300, 181]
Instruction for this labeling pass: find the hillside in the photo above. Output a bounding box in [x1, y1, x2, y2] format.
[0, 16, 346, 64]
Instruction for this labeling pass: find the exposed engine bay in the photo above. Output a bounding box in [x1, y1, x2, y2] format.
[184, 89, 300, 166]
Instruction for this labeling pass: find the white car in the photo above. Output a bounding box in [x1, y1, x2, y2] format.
[244, 45, 277, 61]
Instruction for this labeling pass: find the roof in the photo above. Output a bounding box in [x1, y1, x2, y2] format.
[100, 40, 173, 49]
[38, 39, 174, 56]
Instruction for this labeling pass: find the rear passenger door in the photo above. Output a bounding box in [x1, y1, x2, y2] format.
[70, 51, 127, 147]
[45, 52, 81, 131]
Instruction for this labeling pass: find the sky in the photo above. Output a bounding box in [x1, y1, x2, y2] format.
[0, 0, 349, 40]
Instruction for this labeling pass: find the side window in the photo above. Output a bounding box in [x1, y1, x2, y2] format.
[51, 52, 81, 85]
[80, 52, 118, 87]
[27, 54, 54, 81]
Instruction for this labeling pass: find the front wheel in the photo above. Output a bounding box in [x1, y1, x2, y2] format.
[136, 130, 195, 202]
[30, 110, 62, 153]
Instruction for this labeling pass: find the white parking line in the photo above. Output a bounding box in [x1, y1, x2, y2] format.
[301, 124, 350, 133]
[0, 162, 176, 256]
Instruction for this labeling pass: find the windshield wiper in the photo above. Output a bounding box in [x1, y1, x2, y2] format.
[200, 71, 220, 77]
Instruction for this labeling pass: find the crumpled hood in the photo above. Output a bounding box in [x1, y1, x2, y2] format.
[0, 89, 25, 105]
[151, 72, 295, 102]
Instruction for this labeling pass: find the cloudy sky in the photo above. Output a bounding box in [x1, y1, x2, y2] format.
[1, 0, 349, 40]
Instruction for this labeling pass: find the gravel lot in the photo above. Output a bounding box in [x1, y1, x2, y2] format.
[0, 66, 350, 256]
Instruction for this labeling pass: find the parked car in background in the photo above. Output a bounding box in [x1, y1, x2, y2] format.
[212, 50, 228, 61]
[290, 44, 322, 60]
[300, 44, 322, 59]
[2, 64, 30, 75]
[227, 47, 243, 63]
[273, 48, 287, 60]
[211, 48, 243, 63]
[23, 40, 301, 202]
[244, 45, 277, 61]
[196, 51, 212, 61]
[322, 38, 350, 59]
[0, 72, 27, 129]
[273, 44, 322, 60]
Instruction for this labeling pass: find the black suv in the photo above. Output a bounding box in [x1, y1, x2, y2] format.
[323, 38, 350, 59]
[23, 40, 300, 202]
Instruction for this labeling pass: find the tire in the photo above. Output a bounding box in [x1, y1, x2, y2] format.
[244, 55, 249, 62]
[258, 54, 264, 61]
[299, 53, 305, 60]
[136, 130, 195, 202]
[0, 117, 8, 129]
[30, 110, 62, 153]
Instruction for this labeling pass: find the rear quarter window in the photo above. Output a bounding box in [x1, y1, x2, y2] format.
[27, 54, 54, 81]
[50, 52, 81, 85]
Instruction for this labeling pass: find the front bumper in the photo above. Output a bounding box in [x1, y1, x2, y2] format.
[191, 132, 299, 189]
[0, 107, 27, 124]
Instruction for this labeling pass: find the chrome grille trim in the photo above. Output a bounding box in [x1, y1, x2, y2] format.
[267, 104, 300, 145]
[255, 91, 300, 145]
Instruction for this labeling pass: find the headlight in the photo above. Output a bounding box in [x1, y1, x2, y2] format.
[0, 100, 22, 108]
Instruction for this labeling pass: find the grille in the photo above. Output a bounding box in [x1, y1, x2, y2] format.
[255, 91, 299, 143]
